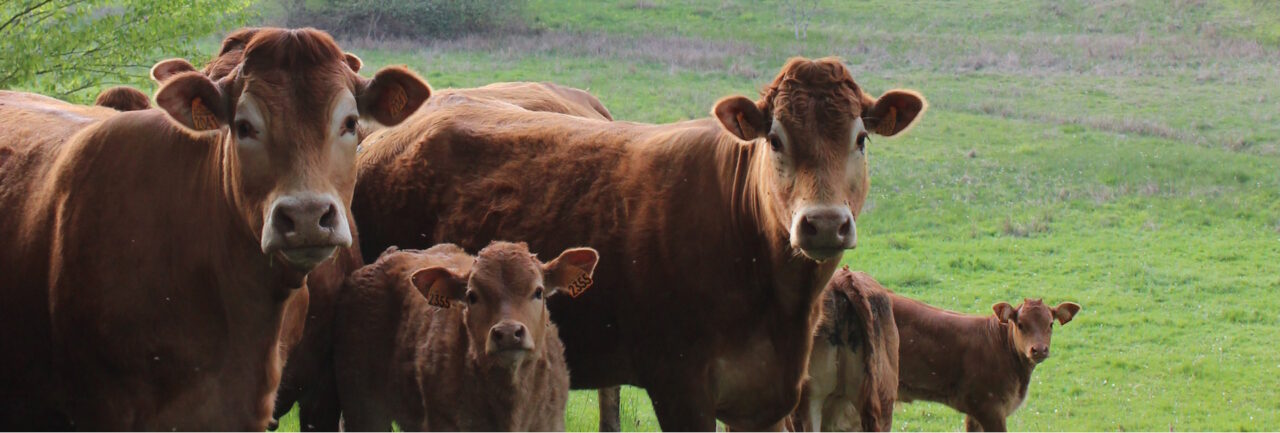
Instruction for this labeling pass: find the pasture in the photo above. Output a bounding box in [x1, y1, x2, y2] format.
[17, 0, 1278, 431]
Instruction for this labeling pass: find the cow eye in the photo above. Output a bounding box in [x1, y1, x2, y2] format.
[533, 287, 544, 300]
[465, 290, 478, 305]
[342, 116, 358, 136]
[235, 120, 257, 140]
[768, 134, 782, 152]
[856, 132, 869, 152]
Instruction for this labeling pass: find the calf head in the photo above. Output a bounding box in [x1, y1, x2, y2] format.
[994, 299, 1081, 364]
[411, 242, 599, 369]
[713, 57, 927, 262]
[152, 28, 430, 273]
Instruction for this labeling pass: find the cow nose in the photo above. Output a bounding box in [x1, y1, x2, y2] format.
[488, 321, 530, 352]
[1031, 345, 1050, 360]
[792, 205, 855, 260]
[261, 193, 352, 270]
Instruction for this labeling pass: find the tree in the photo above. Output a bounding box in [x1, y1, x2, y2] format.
[1, 0, 252, 102]
[783, 0, 818, 41]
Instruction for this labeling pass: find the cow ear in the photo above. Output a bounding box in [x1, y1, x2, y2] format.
[1053, 302, 1081, 325]
[151, 58, 198, 83]
[344, 53, 364, 73]
[154, 71, 229, 132]
[863, 89, 927, 137]
[542, 248, 600, 299]
[713, 96, 770, 141]
[410, 267, 468, 308]
[358, 66, 431, 126]
[992, 302, 1018, 323]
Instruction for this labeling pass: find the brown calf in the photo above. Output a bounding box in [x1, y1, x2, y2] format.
[894, 294, 1081, 431]
[793, 269, 899, 432]
[350, 57, 926, 430]
[94, 86, 151, 111]
[334, 242, 596, 431]
[0, 27, 428, 430]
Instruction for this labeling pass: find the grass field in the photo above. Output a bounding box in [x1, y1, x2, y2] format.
[240, 1, 1278, 431]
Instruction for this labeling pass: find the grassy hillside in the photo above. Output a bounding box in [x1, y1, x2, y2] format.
[253, 1, 1279, 431]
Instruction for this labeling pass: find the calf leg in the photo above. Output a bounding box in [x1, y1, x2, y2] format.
[964, 415, 984, 432]
[967, 411, 1007, 432]
[646, 380, 717, 431]
[599, 386, 622, 432]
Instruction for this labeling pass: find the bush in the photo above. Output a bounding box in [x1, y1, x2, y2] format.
[286, 0, 525, 40]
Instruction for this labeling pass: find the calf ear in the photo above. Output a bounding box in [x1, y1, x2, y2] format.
[410, 267, 468, 308]
[543, 248, 600, 299]
[344, 53, 364, 73]
[154, 71, 229, 132]
[151, 59, 198, 83]
[863, 90, 927, 137]
[1053, 302, 1081, 325]
[713, 96, 770, 141]
[992, 302, 1018, 323]
[358, 66, 431, 126]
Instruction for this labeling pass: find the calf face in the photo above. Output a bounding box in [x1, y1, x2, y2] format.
[152, 28, 429, 273]
[993, 299, 1081, 364]
[411, 242, 599, 368]
[713, 57, 927, 261]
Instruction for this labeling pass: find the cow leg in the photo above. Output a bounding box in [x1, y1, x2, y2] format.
[802, 392, 822, 432]
[964, 415, 984, 432]
[298, 369, 341, 432]
[967, 411, 1006, 432]
[599, 386, 622, 432]
[645, 381, 717, 431]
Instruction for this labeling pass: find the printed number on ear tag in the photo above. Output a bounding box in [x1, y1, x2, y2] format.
[191, 97, 219, 131]
[426, 279, 451, 308]
[566, 272, 593, 298]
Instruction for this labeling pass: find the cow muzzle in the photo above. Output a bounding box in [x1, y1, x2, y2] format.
[260, 193, 352, 272]
[486, 320, 534, 366]
[791, 205, 856, 262]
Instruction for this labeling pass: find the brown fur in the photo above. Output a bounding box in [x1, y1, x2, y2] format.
[349, 57, 926, 430]
[0, 27, 427, 430]
[334, 242, 588, 431]
[94, 86, 152, 111]
[792, 269, 899, 432]
[893, 294, 1080, 432]
[272, 81, 614, 431]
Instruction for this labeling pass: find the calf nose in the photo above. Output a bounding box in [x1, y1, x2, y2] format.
[261, 194, 353, 269]
[488, 321, 530, 352]
[792, 205, 856, 260]
[1031, 345, 1050, 360]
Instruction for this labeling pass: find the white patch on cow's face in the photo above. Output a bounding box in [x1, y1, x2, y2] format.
[768, 119, 795, 179]
[233, 93, 267, 150]
[330, 90, 359, 147]
[846, 117, 869, 189]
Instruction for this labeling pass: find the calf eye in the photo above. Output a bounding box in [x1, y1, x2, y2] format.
[856, 132, 869, 152]
[768, 135, 783, 152]
[341, 116, 358, 136]
[466, 290, 478, 305]
[533, 287, 544, 300]
[235, 120, 257, 140]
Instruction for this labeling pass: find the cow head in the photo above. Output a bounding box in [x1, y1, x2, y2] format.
[994, 299, 1081, 364]
[152, 28, 430, 274]
[411, 242, 599, 369]
[713, 57, 926, 262]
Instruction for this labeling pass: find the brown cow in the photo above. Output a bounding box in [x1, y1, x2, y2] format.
[350, 57, 926, 430]
[0, 27, 428, 430]
[271, 80, 616, 431]
[94, 86, 152, 111]
[793, 269, 899, 432]
[893, 294, 1081, 431]
[334, 242, 597, 431]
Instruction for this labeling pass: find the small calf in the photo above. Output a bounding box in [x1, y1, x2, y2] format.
[793, 269, 899, 432]
[334, 242, 599, 431]
[893, 294, 1080, 432]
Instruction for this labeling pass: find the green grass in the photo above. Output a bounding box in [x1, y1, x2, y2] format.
[208, 0, 1280, 431]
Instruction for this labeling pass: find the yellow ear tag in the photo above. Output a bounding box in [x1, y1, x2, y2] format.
[191, 97, 219, 131]
[565, 270, 594, 298]
[384, 84, 408, 119]
[425, 278, 452, 308]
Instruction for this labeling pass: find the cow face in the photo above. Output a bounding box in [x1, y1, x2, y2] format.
[994, 299, 1081, 364]
[714, 57, 926, 262]
[153, 28, 429, 273]
[411, 243, 599, 369]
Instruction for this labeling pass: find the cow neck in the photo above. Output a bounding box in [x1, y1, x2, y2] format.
[466, 347, 544, 430]
[710, 127, 832, 314]
[989, 317, 1035, 391]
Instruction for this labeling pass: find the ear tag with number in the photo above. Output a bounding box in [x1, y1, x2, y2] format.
[425, 278, 452, 308]
[565, 270, 594, 298]
[191, 97, 219, 131]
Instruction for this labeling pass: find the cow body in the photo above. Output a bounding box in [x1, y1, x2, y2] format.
[335, 243, 590, 431]
[0, 27, 428, 430]
[794, 270, 898, 432]
[893, 294, 1079, 431]
[350, 58, 926, 429]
